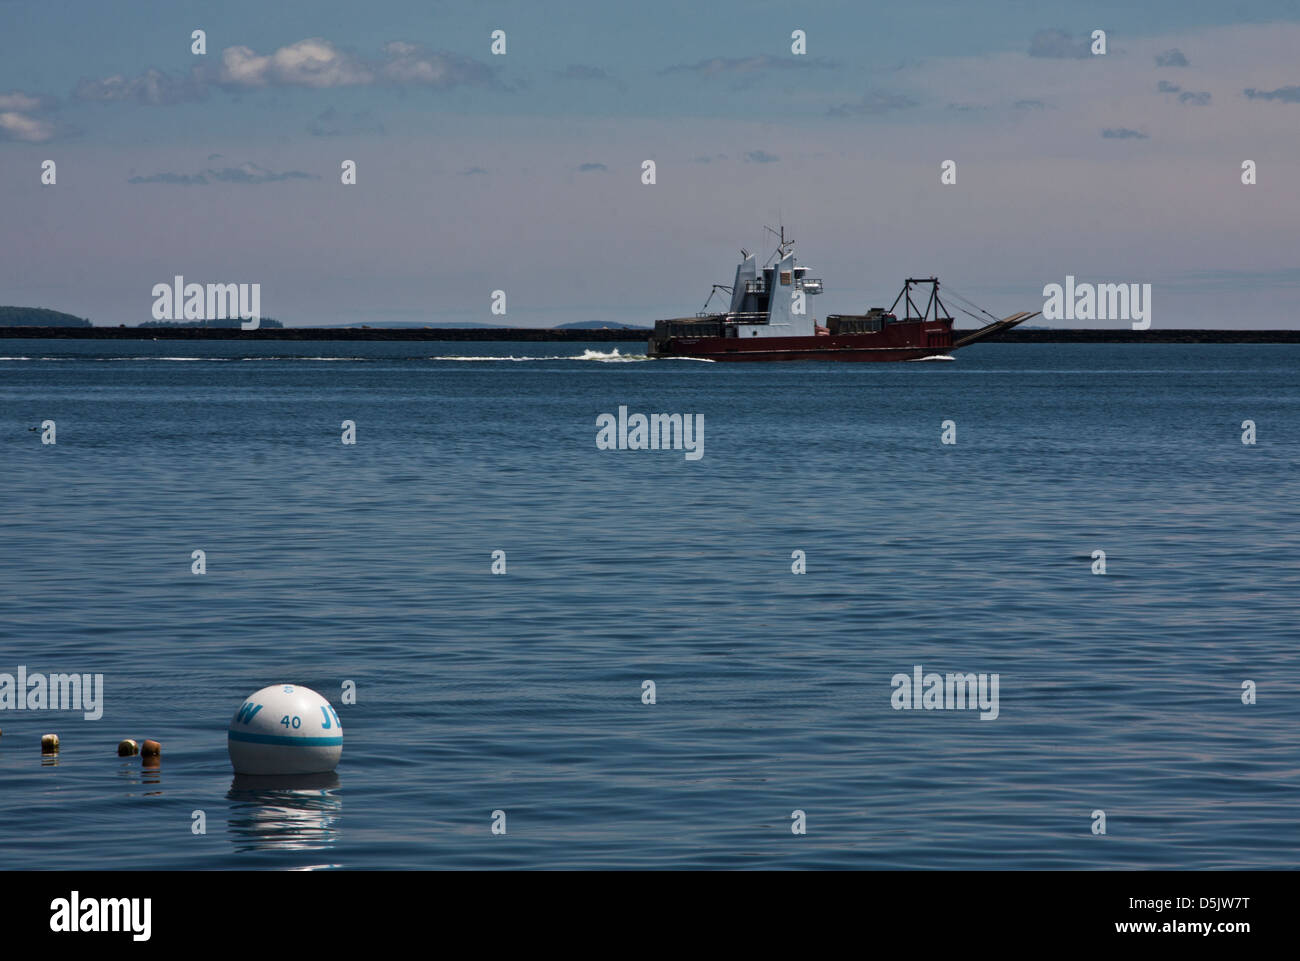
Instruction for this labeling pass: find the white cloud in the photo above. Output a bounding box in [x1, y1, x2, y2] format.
[0, 91, 49, 112]
[0, 109, 55, 142]
[378, 41, 496, 87]
[0, 89, 58, 141]
[211, 38, 494, 90]
[71, 37, 499, 102]
[218, 39, 374, 88]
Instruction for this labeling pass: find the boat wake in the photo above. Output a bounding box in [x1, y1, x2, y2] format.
[429, 349, 712, 363]
[570, 348, 713, 362]
[573, 348, 647, 363]
[906, 354, 956, 362]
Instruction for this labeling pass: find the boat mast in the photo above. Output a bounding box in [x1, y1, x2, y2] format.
[763, 224, 795, 264]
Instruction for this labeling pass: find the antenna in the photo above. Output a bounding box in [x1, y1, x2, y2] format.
[762, 223, 795, 265]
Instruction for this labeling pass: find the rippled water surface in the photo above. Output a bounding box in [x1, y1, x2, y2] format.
[1, 339, 1297, 869]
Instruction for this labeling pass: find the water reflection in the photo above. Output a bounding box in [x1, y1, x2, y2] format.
[226, 773, 341, 852]
[141, 755, 161, 790]
[114, 757, 163, 795]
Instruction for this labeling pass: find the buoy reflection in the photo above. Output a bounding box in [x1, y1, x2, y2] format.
[226, 773, 341, 852]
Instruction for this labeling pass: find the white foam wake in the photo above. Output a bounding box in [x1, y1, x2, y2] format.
[430, 354, 563, 362]
[429, 348, 683, 363]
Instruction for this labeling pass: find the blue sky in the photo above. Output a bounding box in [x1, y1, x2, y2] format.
[2, 0, 1299, 326]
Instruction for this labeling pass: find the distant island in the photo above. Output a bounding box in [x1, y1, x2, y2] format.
[0, 306, 642, 333]
[0, 307, 91, 327]
[0, 305, 285, 328]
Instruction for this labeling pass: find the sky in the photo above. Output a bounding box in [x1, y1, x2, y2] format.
[1, 0, 1298, 328]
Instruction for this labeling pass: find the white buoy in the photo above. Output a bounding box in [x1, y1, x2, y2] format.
[227, 684, 343, 775]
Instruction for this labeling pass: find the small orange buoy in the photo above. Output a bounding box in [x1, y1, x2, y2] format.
[141, 739, 161, 758]
[118, 739, 139, 757]
[41, 734, 59, 754]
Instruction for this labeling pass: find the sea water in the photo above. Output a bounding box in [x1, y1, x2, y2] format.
[0, 339, 1296, 869]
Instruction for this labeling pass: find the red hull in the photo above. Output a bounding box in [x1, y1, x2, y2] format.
[651, 321, 954, 362]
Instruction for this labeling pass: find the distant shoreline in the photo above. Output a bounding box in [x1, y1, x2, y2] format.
[2, 326, 1299, 343]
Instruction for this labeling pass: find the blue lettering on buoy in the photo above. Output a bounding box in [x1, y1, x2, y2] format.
[234, 702, 263, 724]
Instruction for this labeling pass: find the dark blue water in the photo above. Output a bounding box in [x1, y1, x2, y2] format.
[1, 339, 1297, 869]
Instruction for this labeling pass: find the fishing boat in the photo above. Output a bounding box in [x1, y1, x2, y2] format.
[648, 229, 1038, 362]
